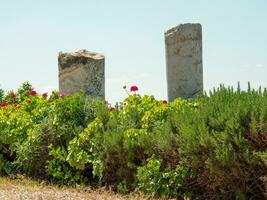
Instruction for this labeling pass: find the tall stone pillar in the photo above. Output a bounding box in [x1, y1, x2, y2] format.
[165, 23, 203, 101]
[58, 49, 105, 99]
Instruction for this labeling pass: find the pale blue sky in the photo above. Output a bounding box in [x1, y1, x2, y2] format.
[0, 0, 267, 103]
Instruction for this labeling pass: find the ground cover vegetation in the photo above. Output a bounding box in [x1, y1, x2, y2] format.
[0, 82, 266, 199]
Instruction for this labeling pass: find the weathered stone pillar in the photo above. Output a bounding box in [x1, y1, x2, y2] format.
[58, 49, 105, 99]
[165, 23, 203, 101]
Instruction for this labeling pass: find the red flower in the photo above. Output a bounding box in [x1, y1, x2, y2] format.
[42, 93, 48, 98]
[162, 100, 168, 104]
[109, 107, 115, 112]
[0, 101, 8, 107]
[59, 92, 65, 98]
[10, 92, 17, 99]
[29, 90, 37, 96]
[130, 86, 138, 92]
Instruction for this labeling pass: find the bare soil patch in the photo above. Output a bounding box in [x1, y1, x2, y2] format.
[0, 177, 158, 200]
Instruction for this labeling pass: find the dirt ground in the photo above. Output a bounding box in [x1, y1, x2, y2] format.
[0, 177, 158, 200]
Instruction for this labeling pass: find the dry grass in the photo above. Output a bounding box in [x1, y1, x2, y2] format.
[0, 176, 163, 200]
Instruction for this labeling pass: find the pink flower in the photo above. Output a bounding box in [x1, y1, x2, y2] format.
[162, 100, 168, 104]
[42, 93, 48, 98]
[29, 90, 37, 96]
[59, 92, 65, 98]
[130, 86, 138, 92]
[0, 101, 8, 107]
[10, 92, 17, 99]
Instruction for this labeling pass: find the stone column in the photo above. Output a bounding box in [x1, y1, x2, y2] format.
[58, 49, 105, 99]
[165, 23, 203, 101]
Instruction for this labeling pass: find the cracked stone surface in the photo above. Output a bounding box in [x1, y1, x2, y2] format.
[165, 23, 203, 101]
[58, 49, 105, 99]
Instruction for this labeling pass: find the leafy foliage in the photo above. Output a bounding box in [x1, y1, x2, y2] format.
[137, 155, 195, 198]
[0, 82, 266, 199]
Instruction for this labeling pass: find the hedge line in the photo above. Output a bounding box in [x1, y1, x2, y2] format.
[0, 83, 266, 199]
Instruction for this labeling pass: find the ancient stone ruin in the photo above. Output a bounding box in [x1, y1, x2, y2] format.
[58, 23, 203, 101]
[165, 23, 203, 101]
[58, 49, 105, 99]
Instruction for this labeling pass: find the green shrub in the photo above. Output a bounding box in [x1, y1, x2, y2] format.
[87, 95, 184, 189]
[137, 155, 195, 198]
[172, 85, 267, 199]
[0, 83, 266, 199]
[45, 144, 87, 185]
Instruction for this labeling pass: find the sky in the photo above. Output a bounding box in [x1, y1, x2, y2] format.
[0, 0, 267, 103]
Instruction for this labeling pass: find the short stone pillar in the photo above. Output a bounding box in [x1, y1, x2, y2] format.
[165, 23, 203, 101]
[58, 49, 105, 99]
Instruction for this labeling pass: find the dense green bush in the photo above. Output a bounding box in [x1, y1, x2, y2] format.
[0, 82, 266, 199]
[136, 155, 195, 198]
